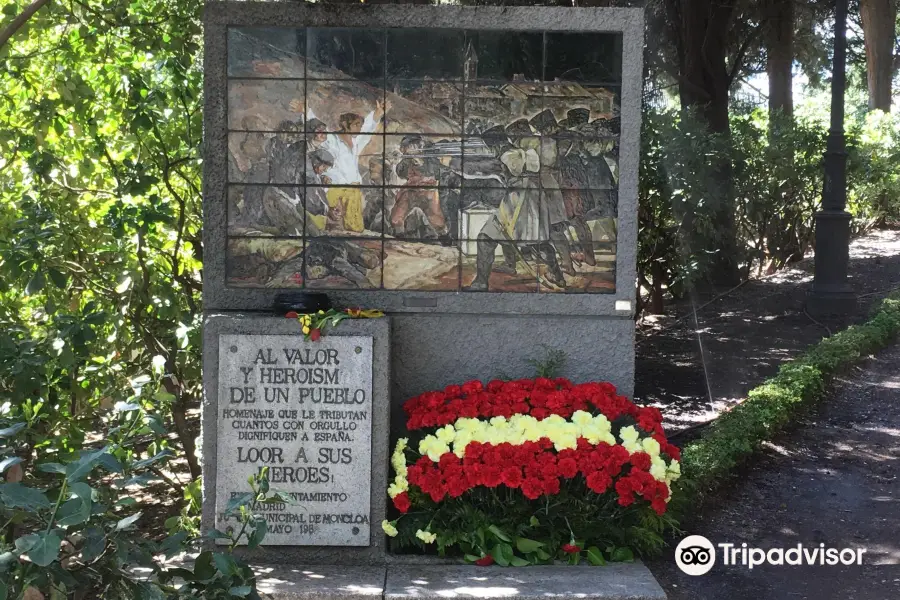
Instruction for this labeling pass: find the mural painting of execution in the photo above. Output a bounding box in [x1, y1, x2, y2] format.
[225, 27, 622, 293]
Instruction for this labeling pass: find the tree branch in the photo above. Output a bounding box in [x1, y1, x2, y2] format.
[727, 23, 765, 87]
[0, 0, 52, 50]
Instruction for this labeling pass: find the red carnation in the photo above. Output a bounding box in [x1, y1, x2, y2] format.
[617, 494, 635, 507]
[521, 477, 544, 500]
[651, 498, 667, 515]
[482, 466, 503, 488]
[475, 555, 495, 566]
[586, 471, 612, 494]
[461, 380, 483, 395]
[557, 457, 578, 478]
[309, 328, 321, 341]
[285, 311, 299, 319]
[666, 443, 681, 461]
[629, 452, 652, 471]
[428, 486, 447, 503]
[542, 477, 560, 495]
[447, 476, 469, 498]
[392, 492, 411, 513]
[531, 407, 550, 420]
[615, 477, 633, 498]
[561, 543, 581, 554]
[501, 467, 524, 488]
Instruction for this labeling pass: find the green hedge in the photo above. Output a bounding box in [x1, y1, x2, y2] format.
[672, 293, 900, 513]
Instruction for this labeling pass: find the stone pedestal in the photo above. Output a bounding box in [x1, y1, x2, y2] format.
[250, 563, 666, 600]
[202, 314, 391, 564]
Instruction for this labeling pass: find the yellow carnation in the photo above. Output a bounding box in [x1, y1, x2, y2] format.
[572, 410, 594, 427]
[642, 437, 661, 457]
[649, 457, 667, 481]
[435, 424, 456, 444]
[416, 529, 437, 544]
[387, 479, 408, 498]
[382, 520, 398, 537]
[619, 425, 639, 444]
[592, 415, 612, 431]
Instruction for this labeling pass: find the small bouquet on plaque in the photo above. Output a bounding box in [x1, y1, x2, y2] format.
[285, 308, 384, 341]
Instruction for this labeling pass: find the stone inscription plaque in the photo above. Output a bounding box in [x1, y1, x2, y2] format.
[215, 334, 373, 546]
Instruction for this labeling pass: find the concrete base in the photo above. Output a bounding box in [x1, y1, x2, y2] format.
[252, 563, 666, 600]
[805, 289, 857, 316]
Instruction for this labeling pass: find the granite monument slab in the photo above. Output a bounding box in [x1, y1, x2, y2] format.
[215, 334, 374, 546]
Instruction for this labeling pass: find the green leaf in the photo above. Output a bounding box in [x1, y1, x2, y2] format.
[225, 492, 254, 514]
[115, 277, 132, 294]
[491, 542, 514, 567]
[0, 483, 51, 510]
[25, 273, 45, 296]
[205, 528, 232, 541]
[247, 519, 267, 549]
[48, 269, 68, 289]
[37, 463, 67, 475]
[80, 526, 105, 562]
[158, 531, 188, 558]
[193, 551, 216, 580]
[97, 453, 123, 473]
[65, 448, 105, 482]
[17, 531, 62, 566]
[509, 556, 530, 566]
[515, 537, 544, 553]
[116, 511, 142, 531]
[0, 423, 25, 438]
[213, 552, 237, 576]
[55, 482, 93, 527]
[586, 546, 607, 566]
[229, 586, 253, 597]
[0, 456, 22, 474]
[611, 547, 634, 562]
[487, 525, 511, 542]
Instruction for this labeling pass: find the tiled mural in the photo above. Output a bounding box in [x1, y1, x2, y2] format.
[225, 27, 621, 293]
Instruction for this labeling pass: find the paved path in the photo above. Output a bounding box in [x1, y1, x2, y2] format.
[647, 342, 900, 599]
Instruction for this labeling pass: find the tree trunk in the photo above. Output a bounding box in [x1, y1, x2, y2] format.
[860, 0, 896, 111]
[766, 0, 794, 120]
[665, 0, 741, 286]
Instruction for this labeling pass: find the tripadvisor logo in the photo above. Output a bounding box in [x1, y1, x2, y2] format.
[675, 535, 867, 575]
[675, 535, 716, 576]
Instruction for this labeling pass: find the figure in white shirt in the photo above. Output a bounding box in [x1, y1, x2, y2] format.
[306, 101, 384, 232]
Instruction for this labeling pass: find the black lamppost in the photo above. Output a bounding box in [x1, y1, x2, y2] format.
[807, 0, 856, 315]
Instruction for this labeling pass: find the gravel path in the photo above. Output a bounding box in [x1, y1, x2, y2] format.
[647, 342, 900, 599]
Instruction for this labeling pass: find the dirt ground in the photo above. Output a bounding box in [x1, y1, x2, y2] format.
[647, 341, 900, 599]
[636, 228, 900, 434]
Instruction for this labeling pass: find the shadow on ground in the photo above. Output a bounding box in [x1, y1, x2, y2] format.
[635, 228, 900, 434]
[647, 342, 900, 599]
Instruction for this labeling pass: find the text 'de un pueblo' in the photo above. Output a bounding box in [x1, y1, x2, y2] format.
[215, 334, 374, 546]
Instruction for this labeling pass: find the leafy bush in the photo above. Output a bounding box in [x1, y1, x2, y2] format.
[846, 110, 900, 229]
[637, 106, 899, 313]
[0, 373, 278, 599]
[0, 0, 204, 480]
[385, 379, 681, 565]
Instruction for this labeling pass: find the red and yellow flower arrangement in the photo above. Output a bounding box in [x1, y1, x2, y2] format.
[383, 378, 681, 566]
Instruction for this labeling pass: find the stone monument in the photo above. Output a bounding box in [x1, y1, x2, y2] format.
[202, 315, 390, 563]
[202, 0, 647, 572]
